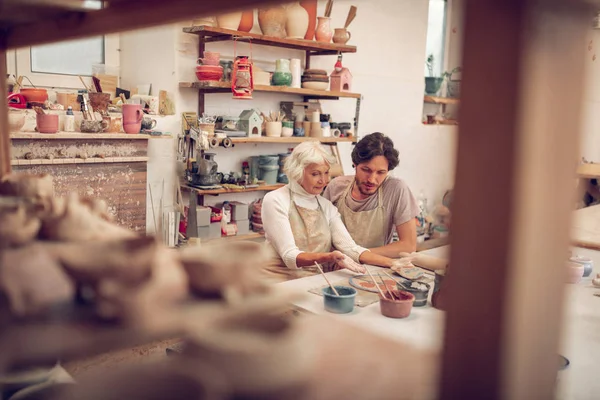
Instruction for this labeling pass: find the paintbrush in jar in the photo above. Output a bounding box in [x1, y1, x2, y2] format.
[364, 266, 386, 298]
[314, 262, 339, 296]
[379, 274, 397, 300]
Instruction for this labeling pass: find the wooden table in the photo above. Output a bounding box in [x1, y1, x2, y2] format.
[277, 245, 600, 399]
[572, 205, 600, 250]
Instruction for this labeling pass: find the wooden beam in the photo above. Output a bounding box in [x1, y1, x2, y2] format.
[3, 0, 282, 49]
[0, 48, 11, 178]
[440, 1, 591, 399]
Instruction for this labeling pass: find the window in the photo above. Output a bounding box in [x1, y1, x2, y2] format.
[10, 1, 119, 89]
[425, 0, 448, 78]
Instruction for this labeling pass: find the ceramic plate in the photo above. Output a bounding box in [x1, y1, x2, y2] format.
[391, 265, 425, 280]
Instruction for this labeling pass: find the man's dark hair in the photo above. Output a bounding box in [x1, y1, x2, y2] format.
[351, 132, 399, 170]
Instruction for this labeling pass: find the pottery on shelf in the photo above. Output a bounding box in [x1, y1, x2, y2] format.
[272, 59, 293, 86]
[238, 10, 254, 32]
[8, 111, 25, 132]
[425, 77, 444, 95]
[333, 28, 351, 44]
[300, 0, 317, 39]
[315, 16, 333, 43]
[285, 2, 309, 39]
[569, 255, 594, 277]
[216, 11, 243, 30]
[290, 58, 302, 88]
[258, 6, 287, 38]
[36, 114, 59, 134]
[566, 261, 585, 284]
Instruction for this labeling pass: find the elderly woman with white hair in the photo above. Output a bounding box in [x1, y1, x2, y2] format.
[261, 141, 395, 281]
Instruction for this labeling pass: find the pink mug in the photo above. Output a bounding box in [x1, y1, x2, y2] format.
[122, 104, 144, 134]
[198, 51, 220, 66]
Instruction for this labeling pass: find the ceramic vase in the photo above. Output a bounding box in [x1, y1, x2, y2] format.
[258, 6, 287, 38]
[315, 17, 333, 43]
[290, 58, 302, 88]
[285, 2, 309, 39]
[272, 59, 293, 86]
[216, 12, 243, 30]
[238, 10, 254, 32]
[300, 0, 317, 39]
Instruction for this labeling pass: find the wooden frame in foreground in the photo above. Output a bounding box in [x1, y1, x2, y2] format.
[0, 0, 595, 398]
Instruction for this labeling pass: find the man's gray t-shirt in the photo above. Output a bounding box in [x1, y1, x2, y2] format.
[323, 175, 420, 245]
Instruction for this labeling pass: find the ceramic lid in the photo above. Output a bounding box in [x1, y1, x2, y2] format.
[569, 255, 593, 264]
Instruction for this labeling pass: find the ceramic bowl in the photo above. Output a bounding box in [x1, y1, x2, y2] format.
[20, 88, 48, 103]
[322, 286, 356, 314]
[379, 290, 415, 318]
[195, 65, 224, 81]
[396, 281, 431, 307]
[302, 81, 329, 91]
[8, 111, 25, 132]
[566, 261, 584, 284]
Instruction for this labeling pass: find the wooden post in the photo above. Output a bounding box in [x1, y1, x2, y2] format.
[0, 47, 11, 178]
[440, 1, 591, 399]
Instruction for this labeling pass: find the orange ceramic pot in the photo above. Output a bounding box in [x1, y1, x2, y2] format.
[36, 114, 59, 134]
[300, 0, 317, 40]
[238, 10, 254, 32]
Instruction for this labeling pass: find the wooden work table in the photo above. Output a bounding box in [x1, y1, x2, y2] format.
[277, 245, 600, 399]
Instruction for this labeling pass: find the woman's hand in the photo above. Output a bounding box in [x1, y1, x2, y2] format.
[328, 251, 366, 274]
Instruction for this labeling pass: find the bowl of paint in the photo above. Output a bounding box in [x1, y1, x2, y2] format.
[396, 281, 431, 307]
[322, 286, 356, 314]
[379, 290, 415, 318]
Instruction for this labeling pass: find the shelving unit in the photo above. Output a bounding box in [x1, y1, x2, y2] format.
[181, 183, 284, 197]
[423, 95, 460, 126]
[180, 25, 362, 241]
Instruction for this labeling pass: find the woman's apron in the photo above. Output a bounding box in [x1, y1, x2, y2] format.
[336, 181, 386, 248]
[263, 189, 333, 283]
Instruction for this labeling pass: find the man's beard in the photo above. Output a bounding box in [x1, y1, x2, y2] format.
[354, 178, 378, 196]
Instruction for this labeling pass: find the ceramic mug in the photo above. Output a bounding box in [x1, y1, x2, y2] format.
[80, 119, 109, 133]
[332, 28, 351, 44]
[122, 104, 144, 134]
[141, 117, 157, 130]
[103, 115, 123, 133]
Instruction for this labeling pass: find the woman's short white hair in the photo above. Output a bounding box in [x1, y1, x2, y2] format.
[284, 141, 336, 183]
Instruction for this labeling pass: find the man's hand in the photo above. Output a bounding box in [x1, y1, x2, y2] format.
[328, 251, 366, 273]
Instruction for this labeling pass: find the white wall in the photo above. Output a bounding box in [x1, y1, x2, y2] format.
[581, 28, 600, 162]
[120, 0, 459, 231]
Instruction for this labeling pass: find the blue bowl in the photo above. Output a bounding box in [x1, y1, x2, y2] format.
[322, 286, 357, 314]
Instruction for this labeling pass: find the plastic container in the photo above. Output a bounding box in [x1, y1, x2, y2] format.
[259, 164, 279, 185]
[64, 106, 75, 132]
[322, 286, 356, 314]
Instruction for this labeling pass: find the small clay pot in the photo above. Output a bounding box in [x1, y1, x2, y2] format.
[379, 290, 415, 318]
[322, 286, 356, 314]
[569, 255, 594, 278]
[36, 114, 59, 134]
[566, 261, 584, 284]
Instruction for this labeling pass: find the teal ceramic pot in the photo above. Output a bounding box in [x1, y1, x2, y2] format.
[322, 286, 356, 314]
[293, 127, 305, 137]
[424, 77, 444, 95]
[272, 59, 293, 86]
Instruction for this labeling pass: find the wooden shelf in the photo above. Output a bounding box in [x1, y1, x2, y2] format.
[10, 132, 168, 140]
[424, 95, 460, 105]
[577, 163, 600, 178]
[183, 26, 357, 55]
[180, 81, 361, 99]
[229, 137, 356, 144]
[181, 183, 284, 196]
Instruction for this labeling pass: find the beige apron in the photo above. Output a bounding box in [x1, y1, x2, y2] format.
[263, 188, 333, 283]
[336, 180, 386, 248]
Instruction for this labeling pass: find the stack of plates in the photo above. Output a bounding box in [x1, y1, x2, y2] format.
[301, 69, 329, 91]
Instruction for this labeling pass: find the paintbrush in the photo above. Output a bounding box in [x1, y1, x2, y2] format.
[364, 266, 386, 298]
[314, 262, 339, 296]
[379, 274, 397, 300]
[325, 0, 334, 18]
[344, 6, 357, 29]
